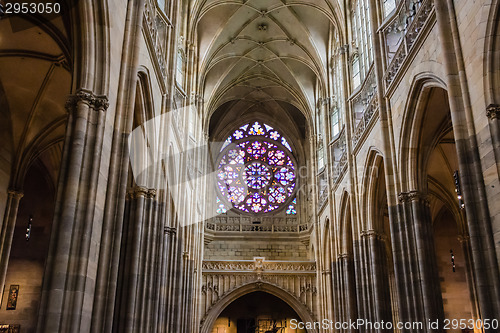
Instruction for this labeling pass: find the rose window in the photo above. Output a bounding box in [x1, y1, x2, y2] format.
[216, 122, 297, 214]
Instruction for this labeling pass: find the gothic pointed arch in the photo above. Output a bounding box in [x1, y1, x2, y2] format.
[200, 281, 318, 333]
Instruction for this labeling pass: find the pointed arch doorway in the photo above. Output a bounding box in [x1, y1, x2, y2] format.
[201, 282, 317, 333]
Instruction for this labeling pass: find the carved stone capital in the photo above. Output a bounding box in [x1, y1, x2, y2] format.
[7, 189, 24, 200]
[338, 252, 351, 260]
[165, 226, 177, 235]
[487, 104, 500, 120]
[458, 234, 470, 243]
[65, 89, 109, 113]
[360, 229, 385, 240]
[127, 186, 152, 199]
[398, 190, 428, 204]
[94, 95, 110, 111]
[75, 89, 95, 106]
[147, 189, 157, 199]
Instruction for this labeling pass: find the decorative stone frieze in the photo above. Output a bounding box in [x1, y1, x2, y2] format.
[201, 258, 317, 320]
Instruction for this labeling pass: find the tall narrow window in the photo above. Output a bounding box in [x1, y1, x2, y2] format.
[350, 0, 373, 85]
[317, 143, 325, 170]
[352, 55, 361, 88]
[176, 49, 185, 86]
[331, 108, 340, 137]
[383, 0, 397, 17]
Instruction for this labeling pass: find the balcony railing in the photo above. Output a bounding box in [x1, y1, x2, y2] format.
[382, 0, 434, 89]
[331, 129, 347, 183]
[144, 0, 172, 80]
[205, 216, 309, 234]
[350, 67, 379, 149]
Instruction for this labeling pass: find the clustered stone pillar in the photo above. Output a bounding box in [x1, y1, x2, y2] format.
[36, 89, 109, 333]
[0, 189, 24, 302]
[115, 186, 164, 333]
[394, 191, 444, 332]
[353, 230, 393, 333]
[333, 253, 358, 333]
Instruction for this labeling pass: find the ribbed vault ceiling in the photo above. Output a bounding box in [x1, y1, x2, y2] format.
[193, 0, 343, 138]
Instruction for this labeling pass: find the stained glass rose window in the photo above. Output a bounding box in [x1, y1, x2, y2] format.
[216, 122, 297, 214]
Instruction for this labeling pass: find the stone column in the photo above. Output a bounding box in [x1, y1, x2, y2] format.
[339, 253, 358, 333]
[0, 189, 23, 302]
[159, 225, 176, 333]
[115, 186, 157, 333]
[398, 191, 444, 332]
[361, 230, 393, 333]
[36, 89, 109, 333]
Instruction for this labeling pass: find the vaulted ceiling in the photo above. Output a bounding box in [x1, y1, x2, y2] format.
[0, 14, 72, 188]
[192, 0, 343, 139]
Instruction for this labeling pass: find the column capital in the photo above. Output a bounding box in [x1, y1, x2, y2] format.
[458, 234, 470, 243]
[487, 104, 500, 120]
[94, 95, 110, 111]
[338, 252, 351, 260]
[398, 190, 428, 204]
[360, 229, 386, 240]
[164, 226, 177, 235]
[65, 89, 109, 113]
[7, 189, 24, 200]
[127, 186, 156, 199]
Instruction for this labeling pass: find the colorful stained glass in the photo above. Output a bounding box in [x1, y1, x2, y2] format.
[216, 121, 297, 214]
[286, 198, 297, 215]
[219, 121, 292, 152]
[216, 197, 227, 214]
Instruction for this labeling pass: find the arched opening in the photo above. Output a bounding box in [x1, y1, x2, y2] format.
[421, 88, 476, 325]
[401, 83, 477, 326]
[363, 155, 397, 326]
[201, 282, 318, 333]
[211, 291, 306, 333]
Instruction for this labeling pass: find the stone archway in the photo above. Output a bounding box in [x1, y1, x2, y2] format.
[200, 282, 318, 333]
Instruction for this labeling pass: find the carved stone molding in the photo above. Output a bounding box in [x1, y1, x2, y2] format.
[202, 258, 316, 273]
[338, 252, 351, 260]
[487, 104, 500, 120]
[94, 95, 110, 111]
[458, 234, 471, 243]
[398, 190, 428, 204]
[65, 89, 110, 113]
[164, 226, 177, 235]
[360, 229, 386, 240]
[127, 186, 157, 199]
[7, 189, 24, 200]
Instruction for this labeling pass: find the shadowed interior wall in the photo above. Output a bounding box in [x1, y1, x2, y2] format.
[434, 208, 473, 332]
[0, 162, 55, 332]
